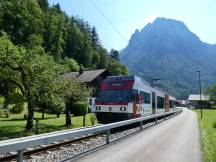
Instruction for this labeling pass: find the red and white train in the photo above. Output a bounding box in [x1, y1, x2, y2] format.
[92, 75, 176, 123]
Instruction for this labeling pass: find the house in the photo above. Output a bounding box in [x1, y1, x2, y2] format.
[61, 69, 110, 97]
[188, 94, 211, 108]
[175, 100, 189, 107]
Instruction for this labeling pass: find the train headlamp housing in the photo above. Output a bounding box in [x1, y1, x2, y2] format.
[96, 106, 101, 110]
[120, 107, 126, 111]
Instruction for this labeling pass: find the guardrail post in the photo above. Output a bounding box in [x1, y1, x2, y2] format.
[106, 129, 110, 144]
[140, 121, 143, 130]
[17, 150, 23, 162]
[35, 119, 39, 135]
[155, 117, 158, 124]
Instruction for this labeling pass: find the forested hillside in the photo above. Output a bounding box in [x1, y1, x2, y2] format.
[0, 0, 127, 130]
[0, 0, 127, 74]
[121, 18, 216, 99]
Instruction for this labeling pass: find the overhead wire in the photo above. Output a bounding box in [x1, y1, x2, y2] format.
[99, 39, 113, 49]
[88, 0, 128, 43]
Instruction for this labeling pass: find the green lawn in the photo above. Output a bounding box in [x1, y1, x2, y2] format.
[0, 112, 98, 141]
[194, 109, 216, 162]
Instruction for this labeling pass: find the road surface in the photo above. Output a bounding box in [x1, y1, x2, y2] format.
[75, 108, 202, 162]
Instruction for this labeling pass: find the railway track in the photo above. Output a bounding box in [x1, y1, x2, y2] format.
[0, 112, 179, 162]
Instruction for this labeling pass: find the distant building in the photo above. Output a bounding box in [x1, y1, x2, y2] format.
[175, 100, 189, 107]
[62, 69, 110, 97]
[188, 94, 211, 109]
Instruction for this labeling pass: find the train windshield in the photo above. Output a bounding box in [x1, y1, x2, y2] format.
[97, 90, 132, 103]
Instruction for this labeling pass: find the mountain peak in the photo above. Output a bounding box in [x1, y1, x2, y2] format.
[120, 18, 216, 99]
[141, 17, 189, 33]
[128, 17, 201, 48]
[152, 17, 188, 30]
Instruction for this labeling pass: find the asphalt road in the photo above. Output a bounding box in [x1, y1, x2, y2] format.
[75, 108, 202, 162]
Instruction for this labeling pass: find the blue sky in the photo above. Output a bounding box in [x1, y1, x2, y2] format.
[49, 0, 216, 51]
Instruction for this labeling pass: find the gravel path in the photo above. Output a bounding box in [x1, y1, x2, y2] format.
[75, 108, 202, 162]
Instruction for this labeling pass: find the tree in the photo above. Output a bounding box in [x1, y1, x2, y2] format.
[79, 32, 93, 67]
[44, 4, 66, 61]
[0, 78, 13, 109]
[0, 0, 44, 44]
[56, 78, 91, 126]
[91, 26, 100, 50]
[97, 47, 109, 69]
[37, 0, 49, 12]
[110, 49, 120, 61]
[36, 92, 64, 118]
[63, 57, 79, 72]
[0, 34, 67, 130]
[108, 60, 128, 75]
[206, 84, 216, 103]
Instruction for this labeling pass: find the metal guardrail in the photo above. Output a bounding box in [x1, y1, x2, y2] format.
[0, 109, 182, 162]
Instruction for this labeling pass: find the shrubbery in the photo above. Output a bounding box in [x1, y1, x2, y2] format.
[213, 121, 216, 128]
[71, 102, 88, 116]
[0, 97, 4, 108]
[0, 109, 3, 117]
[90, 113, 97, 125]
[0, 108, 10, 118]
[10, 104, 24, 114]
[8, 92, 25, 114]
[5, 111, 10, 118]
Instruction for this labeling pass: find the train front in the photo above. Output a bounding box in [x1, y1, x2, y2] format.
[94, 76, 135, 123]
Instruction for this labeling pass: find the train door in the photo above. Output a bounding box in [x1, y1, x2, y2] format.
[132, 90, 141, 118]
[165, 95, 169, 112]
[170, 100, 174, 111]
[152, 92, 156, 114]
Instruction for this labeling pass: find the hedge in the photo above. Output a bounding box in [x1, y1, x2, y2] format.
[71, 102, 88, 116]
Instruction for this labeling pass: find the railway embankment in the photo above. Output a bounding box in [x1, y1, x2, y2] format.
[0, 110, 180, 162]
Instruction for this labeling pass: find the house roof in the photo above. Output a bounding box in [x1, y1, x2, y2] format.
[188, 94, 210, 101]
[61, 69, 108, 82]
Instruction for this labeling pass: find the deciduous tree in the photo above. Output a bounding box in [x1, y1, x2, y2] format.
[56, 78, 91, 126]
[0, 34, 67, 130]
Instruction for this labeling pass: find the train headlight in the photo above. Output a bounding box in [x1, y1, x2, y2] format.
[120, 107, 126, 111]
[96, 106, 101, 110]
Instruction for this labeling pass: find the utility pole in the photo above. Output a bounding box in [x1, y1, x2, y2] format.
[197, 71, 203, 118]
[152, 79, 161, 87]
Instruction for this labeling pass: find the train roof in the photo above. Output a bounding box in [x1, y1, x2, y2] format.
[105, 75, 173, 97]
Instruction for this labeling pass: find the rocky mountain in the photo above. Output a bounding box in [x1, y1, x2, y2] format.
[120, 17, 216, 99]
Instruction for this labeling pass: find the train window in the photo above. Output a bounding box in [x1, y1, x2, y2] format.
[145, 93, 151, 104]
[140, 91, 145, 103]
[140, 91, 150, 104]
[98, 89, 132, 103]
[157, 96, 164, 108]
[170, 100, 173, 108]
[132, 89, 138, 102]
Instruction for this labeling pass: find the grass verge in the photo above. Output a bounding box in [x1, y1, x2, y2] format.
[0, 112, 97, 141]
[194, 109, 216, 162]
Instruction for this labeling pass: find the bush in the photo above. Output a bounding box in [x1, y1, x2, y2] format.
[213, 121, 216, 128]
[0, 97, 4, 108]
[5, 111, 10, 118]
[10, 104, 24, 114]
[0, 108, 3, 117]
[24, 114, 27, 120]
[71, 102, 88, 116]
[90, 113, 97, 125]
